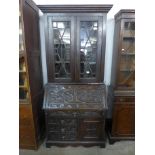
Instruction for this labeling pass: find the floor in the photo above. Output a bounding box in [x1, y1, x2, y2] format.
[20, 140, 135, 155]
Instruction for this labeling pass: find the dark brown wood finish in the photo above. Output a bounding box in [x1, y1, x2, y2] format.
[43, 83, 107, 148]
[46, 15, 75, 82]
[45, 14, 106, 83]
[40, 5, 113, 83]
[107, 10, 135, 144]
[76, 16, 103, 82]
[112, 102, 135, 137]
[38, 5, 113, 13]
[19, 0, 44, 150]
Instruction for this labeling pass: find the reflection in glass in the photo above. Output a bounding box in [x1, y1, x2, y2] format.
[80, 21, 98, 78]
[19, 88, 28, 100]
[19, 11, 24, 52]
[53, 21, 71, 78]
[122, 38, 135, 54]
[123, 21, 135, 37]
[118, 21, 135, 88]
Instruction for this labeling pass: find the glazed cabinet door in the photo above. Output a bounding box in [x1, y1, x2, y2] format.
[76, 16, 103, 82]
[116, 19, 135, 89]
[47, 16, 75, 82]
[45, 14, 104, 83]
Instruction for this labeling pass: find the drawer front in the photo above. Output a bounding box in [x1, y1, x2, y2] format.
[46, 111, 78, 118]
[79, 118, 104, 141]
[46, 117, 78, 141]
[114, 96, 135, 103]
[79, 111, 102, 118]
[47, 131, 77, 141]
[47, 118, 77, 128]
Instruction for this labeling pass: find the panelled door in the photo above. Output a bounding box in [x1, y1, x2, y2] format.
[46, 14, 104, 83]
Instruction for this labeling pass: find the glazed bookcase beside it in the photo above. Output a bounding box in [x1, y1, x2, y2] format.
[107, 9, 135, 144]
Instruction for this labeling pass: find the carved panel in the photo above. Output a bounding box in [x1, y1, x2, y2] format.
[43, 84, 106, 110]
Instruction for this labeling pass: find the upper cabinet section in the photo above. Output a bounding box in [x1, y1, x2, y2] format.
[112, 10, 135, 90]
[38, 5, 113, 83]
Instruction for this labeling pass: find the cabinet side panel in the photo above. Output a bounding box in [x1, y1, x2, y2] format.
[22, 0, 44, 148]
[110, 20, 121, 87]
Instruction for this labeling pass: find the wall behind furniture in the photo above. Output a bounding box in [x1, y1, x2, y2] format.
[35, 0, 135, 86]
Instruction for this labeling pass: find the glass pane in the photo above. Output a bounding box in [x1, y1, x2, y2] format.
[19, 88, 28, 100]
[123, 21, 135, 38]
[118, 21, 135, 88]
[53, 21, 71, 78]
[117, 71, 135, 87]
[80, 21, 98, 78]
[121, 38, 135, 54]
[19, 11, 24, 53]
[120, 56, 135, 71]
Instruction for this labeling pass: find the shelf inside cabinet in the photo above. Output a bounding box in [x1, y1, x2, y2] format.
[19, 51, 25, 58]
[121, 52, 135, 56]
[19, 99, 29, 104]
[19, 85, 28, 88]
[19, 70, 26, 73]
[123, 36, 135, 40]
[120, 69, 135, 72]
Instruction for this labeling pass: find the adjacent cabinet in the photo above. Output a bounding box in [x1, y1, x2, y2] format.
[19, 0, 43, 149]
[107, 10, 135, 144]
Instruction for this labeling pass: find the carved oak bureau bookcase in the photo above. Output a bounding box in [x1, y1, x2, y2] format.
[107, 10, 135, 144]
[37, 5, 113, 147]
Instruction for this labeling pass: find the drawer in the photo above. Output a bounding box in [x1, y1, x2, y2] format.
[79, 111, 102, 118]
[46, 111, 79, 118]
[114, 96, 135, 102]
[48, 126, 77, 133]
[47, 132, 76, 141]
[47, 118, 77, 127]
[79, 118, 104, 141]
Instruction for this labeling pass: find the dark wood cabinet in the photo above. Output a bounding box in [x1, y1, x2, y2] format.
[38, 5, 112, 83]
[19, 0, 44, 150]
[43, 83, 107, 148]
[107, 10, 135, 144]
[37, 5, 112, 148]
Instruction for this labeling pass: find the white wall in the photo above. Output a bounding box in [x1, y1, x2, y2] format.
[36, 0, 135, 85]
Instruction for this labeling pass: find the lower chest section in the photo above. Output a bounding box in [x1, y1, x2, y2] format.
[45, 111, 105, 142]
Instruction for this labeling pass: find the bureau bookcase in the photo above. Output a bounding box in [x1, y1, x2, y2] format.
[38, 5, 113, 147]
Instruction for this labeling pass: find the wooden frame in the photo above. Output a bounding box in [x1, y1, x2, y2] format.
[38, 5, 113, 13]
[46, 15, 75, 82]
[76, 16, 103, 82]
[44, 13, 109, 83]
[107, 9, 135, 144]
